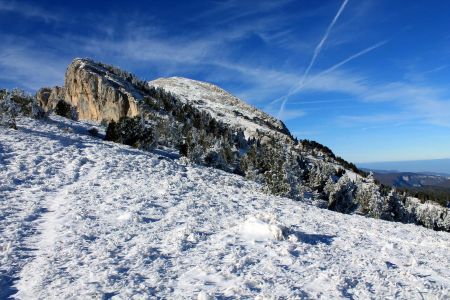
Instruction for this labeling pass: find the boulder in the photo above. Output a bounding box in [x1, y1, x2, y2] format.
[36, 86, 65, 111]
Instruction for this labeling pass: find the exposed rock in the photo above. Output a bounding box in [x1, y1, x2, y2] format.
[63, 58, 140, 122]
[55, 58, 290, 137]
[36, 86, 65, 111]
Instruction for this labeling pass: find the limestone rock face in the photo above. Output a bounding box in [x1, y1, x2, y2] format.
[36, 86, 65, 111]
[63, 59, 140, 122]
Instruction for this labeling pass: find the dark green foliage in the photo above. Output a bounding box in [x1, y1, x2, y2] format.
[179, 143, 189, 157]
[54, 100, 77, 120]
[140, 86, 247, 172]
[94, 60, 148, 90]
[4, 89, 44, 117]
[87, 127, 99, 136]
[336, 168, 346, 178]
[105, 117, 156, 150]
[239, 144, 257, 177]
[300, 139, 366, 176]
[142, 96, 161, 111]
[78, 59, 449, 231]
[10, 91, 32, 115]
[397, 187, 450, 207]
[327, 178, 357, 213]
[238, 138, 306, 198]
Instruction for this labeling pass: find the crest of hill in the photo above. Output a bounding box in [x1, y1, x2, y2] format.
[148, 77, 292, 139]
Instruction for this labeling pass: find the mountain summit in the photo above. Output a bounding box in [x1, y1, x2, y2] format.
[148, 76, 291, 138]
[39, 59, 291, 139]
[34, 58, 450, 231]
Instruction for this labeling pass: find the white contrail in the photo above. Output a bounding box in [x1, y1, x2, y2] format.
[273, 41, 387, 104]
[296, 0, 349, 89]
[273, 41, 387, 111]
[278, 0, 349, 119]
[309, 40, 387, 82]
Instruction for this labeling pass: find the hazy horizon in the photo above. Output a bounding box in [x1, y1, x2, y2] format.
[358, 158, 450, 175]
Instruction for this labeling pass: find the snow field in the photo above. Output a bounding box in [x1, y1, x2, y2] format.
[0, 116, 449, 299]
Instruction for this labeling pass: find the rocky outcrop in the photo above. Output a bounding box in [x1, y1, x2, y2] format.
[36, 86, 65, 111]
[60, 59, 140, 122]
[52, 58, 290, 137]
[64, 59, 141, 122]
[37, 59, 141, 122]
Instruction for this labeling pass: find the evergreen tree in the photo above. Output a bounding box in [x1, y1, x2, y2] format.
[105, 116, 157, 150]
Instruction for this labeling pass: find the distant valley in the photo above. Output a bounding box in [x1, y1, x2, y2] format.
[363, 169, 450, 207]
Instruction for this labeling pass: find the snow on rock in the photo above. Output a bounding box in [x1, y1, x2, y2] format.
[148, 77, 291, 140]
[0, 116, 450, 299]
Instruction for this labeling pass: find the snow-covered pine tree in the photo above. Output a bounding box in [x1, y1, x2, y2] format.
[325, 175, 357, 213]
[105, 116, 157, 150]
[0, 89, 46, 129]
[0, 90, 19, 129]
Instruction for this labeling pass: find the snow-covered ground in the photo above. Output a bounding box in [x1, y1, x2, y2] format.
[1, 116, 449, 299]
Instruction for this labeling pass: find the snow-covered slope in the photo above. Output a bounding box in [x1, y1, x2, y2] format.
[1, 117, 450, 299]
[148, 77, 291, 139]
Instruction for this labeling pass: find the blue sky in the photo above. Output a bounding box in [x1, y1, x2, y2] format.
[1, 0, 450, 163]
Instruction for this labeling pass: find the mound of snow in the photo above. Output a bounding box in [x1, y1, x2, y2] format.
[240, 214, 285, 241]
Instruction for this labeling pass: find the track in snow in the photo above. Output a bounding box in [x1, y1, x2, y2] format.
[0, 116, 449, 299]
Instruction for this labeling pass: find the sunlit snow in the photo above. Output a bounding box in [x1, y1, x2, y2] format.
[1, 116, 449, 299]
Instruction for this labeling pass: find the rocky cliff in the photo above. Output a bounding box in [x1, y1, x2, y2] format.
[37, 59, 140, 122]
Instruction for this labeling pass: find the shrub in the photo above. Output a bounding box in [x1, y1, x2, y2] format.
[88, 127, 99, 136]
[31, 102, 46, 119]
[54, 100, 78, 120]
[325, 176, 357, 213]
[0, 89, 46, 129]
[105, 116, 157, 150]
[0, 92, 19, 129]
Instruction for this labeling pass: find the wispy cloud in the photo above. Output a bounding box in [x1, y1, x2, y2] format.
[0, 0, 60, 22]
[299, 0, 349, 83]
[0, 36, 66, 90]
[0, 0, 349, 101]
[297, 70, 450, 127]
[337, 112, 413, 126]
[1, 0, 449, 131]
[268, 108, 306, 121]
[194, 0, 294, 24]
[278, 0, 349, 118]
